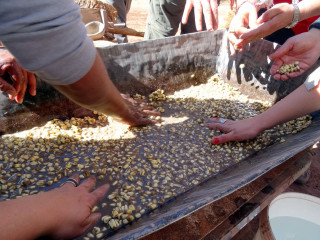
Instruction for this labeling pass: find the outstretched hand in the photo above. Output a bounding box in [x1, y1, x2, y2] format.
[120, 93, 160, 127]
[236, 3, 293, 49]
[182, 0, 219, 31]
[204, 117, 261, 144]
[0, 174, 109, 240]
[0, 48, 36, 103]
[227, 2, 258, 55]
[44, 174, 109, 239]
[270, 29, 320, 80]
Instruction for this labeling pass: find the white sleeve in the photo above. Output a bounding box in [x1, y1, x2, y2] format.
[0, 0, 96, 85]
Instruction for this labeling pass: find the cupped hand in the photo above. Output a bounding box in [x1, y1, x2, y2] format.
[236, 3, 293, 48]
[228, 2, 258, 56]
[0, 48, 36, 103]
[44, 174, 109, 239]
[119, 93, 160, 127]
[182, 0, 219, 31]
[204, 117, 261, 144]
[270, 29, 320, 80]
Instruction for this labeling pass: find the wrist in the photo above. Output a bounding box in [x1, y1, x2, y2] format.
[297, 1, 307, 22]
[286, 3, 300, 28]
[0, 193, 56, 239]
[29, 192, 60, 237]
[114, 103, 132, 123]
[252, 112, 271, 134]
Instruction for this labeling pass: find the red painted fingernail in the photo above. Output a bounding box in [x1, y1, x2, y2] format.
[212, 138, 219, 144]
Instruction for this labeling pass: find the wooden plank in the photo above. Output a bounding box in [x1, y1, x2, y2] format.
[203, 149, 312, 240]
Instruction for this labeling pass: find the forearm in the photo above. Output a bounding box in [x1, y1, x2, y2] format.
[254, 84, 320, 133]
[0, 194, 54, 240]
[298, 0, 320, 22]
[53, 52, 129, 122]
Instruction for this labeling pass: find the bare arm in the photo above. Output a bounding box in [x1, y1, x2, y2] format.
[0, 175, 109, 240]
[298, 0, 320, 22]
[238, 1, 320, 47]
[0, 2, 158, 126]
[205, 83, 320, 144]
[54, 52, 158, 126]
[254, 84, 320, 132]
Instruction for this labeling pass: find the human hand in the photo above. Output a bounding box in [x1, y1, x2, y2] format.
[236, 3, 294, 49]
[228, 2, 258, 55]
[230, 0, 235, 10]
[43, 174, 109, 239]
[270, 29, 320, 80]
[204, 117, 261, 144]
[119, 93, 161, 126]
[182, 0, 219, 31]
[0, 174, 109, 240]
[0, 48, 36, 103]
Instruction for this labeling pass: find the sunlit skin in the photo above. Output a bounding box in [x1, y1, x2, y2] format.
[205, 82, 320, 144]
[231, 0, 320, 51]
[182, 0, 219, 31]
[0, 174, 109, 240]
[0, 48, 36, 103]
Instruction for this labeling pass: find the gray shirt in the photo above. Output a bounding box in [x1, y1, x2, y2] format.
[0, 0, 96, 85]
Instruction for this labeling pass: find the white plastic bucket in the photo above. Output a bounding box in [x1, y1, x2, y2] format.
[254, 192, 320, 240]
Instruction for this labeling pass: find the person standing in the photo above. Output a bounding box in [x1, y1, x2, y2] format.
[0, 0, 158, 126]
[144, 0, 219, 39]
[102, 0, 132, 42]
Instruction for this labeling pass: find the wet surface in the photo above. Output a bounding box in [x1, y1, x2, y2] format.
[0, 76, 313, 239]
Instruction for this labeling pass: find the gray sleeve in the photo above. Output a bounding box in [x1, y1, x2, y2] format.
[0, 0, 96, 85]
[309, 17, 320, 31]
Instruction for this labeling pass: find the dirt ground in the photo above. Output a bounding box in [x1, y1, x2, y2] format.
[126, 0, 148, 43]
[126, 1, 320, 199]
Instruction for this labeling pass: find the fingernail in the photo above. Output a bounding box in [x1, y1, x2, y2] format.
[212, 138, 219, 144]
[15, 96, 23, 104]
[8, 91, 15, 96]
